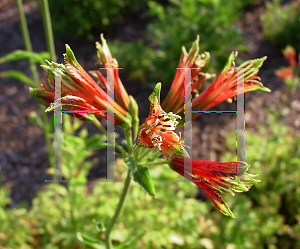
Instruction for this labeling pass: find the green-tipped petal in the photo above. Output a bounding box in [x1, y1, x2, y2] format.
[222, 51, 238, 73]
[219, 202, 236, 218]
[29, 87, 54, 106]
[246, 84, 271, 93]
[186, 35, 200, 65]
[64, 44, 82, 70]
[149, 82, 162, 105]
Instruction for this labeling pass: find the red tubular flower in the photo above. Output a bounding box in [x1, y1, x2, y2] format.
[29, 87, 97, 122]
[133, 83, 188, 159]
[95, 34, 130, 110]
[275, 67, 295, 81]
[161, 37, 270, 123]
[162, 36, 213, 113]
[283, 45, 296, 68]
[189, 53, 270, 120]
[170, 156, 260, 218]
[172, 52, 270, 120]
[30, 44, 131, 128]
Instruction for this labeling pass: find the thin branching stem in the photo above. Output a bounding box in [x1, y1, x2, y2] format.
[16, 0, 39, 86]
[105, 159, 132, 249]
[16, 0, 54, 167]
[40, 0, 56, 61]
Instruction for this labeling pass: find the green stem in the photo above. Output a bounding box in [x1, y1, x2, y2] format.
[17, 0, 53, 167]
[104, 127, 134, 248]
[142, 160, 169, 166]
[40, 0, 56, 61]
[41, 111, 54, 167]
[137, 147, 154, 161]
[67, 184, 78, 234]
[92, 116, 107, 135]
[125, 128, 133, 155]
[134, 147, 141, 161]
[105, 170, 131, 249]
[39, 0, 56, 167]
[16, 0, 39, 86]
[92, 117, 127, 157]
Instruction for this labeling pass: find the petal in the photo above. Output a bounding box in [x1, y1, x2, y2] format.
[158, 131, 187, 159]
[194, 179, 235, 218]
[148, 83, 165, 117]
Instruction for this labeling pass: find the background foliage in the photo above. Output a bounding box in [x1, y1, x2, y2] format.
[1, 111, 300, 248]
[48, 0, 146, 41]
[261, 0, 300, 51]
[1, 0, 300, 248]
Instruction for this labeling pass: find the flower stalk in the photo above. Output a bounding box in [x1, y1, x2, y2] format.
[105, 170, 131, 249]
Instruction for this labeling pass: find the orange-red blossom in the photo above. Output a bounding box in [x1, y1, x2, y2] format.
[170, 156, 260, 218]
[133, 83, 188, 159]
[30, 36, 131, 128]
[162, 37, 270, 122]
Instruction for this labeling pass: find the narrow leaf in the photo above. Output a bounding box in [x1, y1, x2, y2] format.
[115, 230, 146, 249]
[76, 232, 105, 249]
[0, 50, 50, 64]
[85, 134, 107, 150]
[28, 111, 43, 129]
[0, 70, 35, 86]
[133, 165, 156, 197]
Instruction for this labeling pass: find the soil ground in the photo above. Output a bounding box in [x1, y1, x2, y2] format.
[0, 0, 299, 205]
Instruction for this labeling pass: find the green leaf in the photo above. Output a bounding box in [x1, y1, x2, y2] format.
[85, 134, 107, 150]
[124, 156, 137, 172]
[124, 157, 156, 196]
[28, 111, 43, 129]
[0, 70, 35, 86]
[133, 165, 156, 197]
[290, 157, 300, 165]
[76, 232, 105, 249]
[0, 50, 50, 64]
[115, 230, 146, 249]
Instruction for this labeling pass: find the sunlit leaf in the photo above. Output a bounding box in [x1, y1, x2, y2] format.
[133, 165, 156, 197]
[0, 70, 35, 86]
[0, 50, 50, 64]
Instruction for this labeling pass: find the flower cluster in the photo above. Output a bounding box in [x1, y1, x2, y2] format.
[32, 35, 270, 218]
[133, 83, 188, 159]
[133, 37, 269, 217]
[275, 45, 300, 89]
[30, 35, 132, 128]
